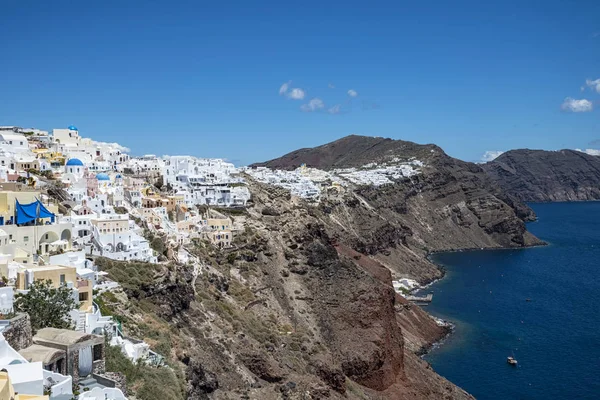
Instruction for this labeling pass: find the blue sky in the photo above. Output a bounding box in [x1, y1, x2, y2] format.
[1, 0, 599, 165]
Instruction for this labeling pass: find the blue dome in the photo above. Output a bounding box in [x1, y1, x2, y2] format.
[115, 174, 122, 179]
[96, 173, 110, 181]
[68, 125, 78, 131]
[66, 158, 84, 166]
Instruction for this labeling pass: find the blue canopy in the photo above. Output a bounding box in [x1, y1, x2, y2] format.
[16, 200, 37, 224]
[15, 199, 55, 225]
[37, 199, 54, 219]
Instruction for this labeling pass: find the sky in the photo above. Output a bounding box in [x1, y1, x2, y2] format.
[1, 0, 599, 165]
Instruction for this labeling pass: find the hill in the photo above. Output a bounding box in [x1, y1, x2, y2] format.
[252, 135, 440, 170]
[483, 149, 600, 202]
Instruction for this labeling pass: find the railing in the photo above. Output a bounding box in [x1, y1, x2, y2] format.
[77, 280, 89, 288]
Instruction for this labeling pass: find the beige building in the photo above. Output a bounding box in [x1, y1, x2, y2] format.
[165, 195, 185, 212]
[14, 159, 41, 172]
[205, 217, 232, 231]
[203, 230, 232, 248]
[90, 215, 129, 234]
[0, 191, 58, 226]
[15, 264, 93, 312]
[0, 191, 70, 258]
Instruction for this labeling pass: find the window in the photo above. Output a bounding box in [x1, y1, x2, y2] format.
[60, 274, 65, 284]
[20, 142, 23, 145]
[23, 236, 29, 242]
[45, 233, 49, 239]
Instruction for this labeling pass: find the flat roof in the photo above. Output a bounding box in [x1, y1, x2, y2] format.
[23, 265, 75, 272]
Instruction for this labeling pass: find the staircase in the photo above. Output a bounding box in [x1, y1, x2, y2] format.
[76, 313, 86, 332]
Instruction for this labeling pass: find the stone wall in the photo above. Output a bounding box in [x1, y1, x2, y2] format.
[95, 372, 127, 395]
[92, 359, 106, 374]
[71, 350, 80, 386]
[2, 313, 33, 351]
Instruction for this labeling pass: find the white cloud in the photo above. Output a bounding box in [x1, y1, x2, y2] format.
[561, 97, 593, 113]
[328, 104, 341, 114]
[287, 88, 305, 100]
[92, 141, 130, 153]
[347, 89, 358, 97]
[279, 81, 291, 95]
[481, 150, 504, 162]
[300, 98, 325, 112]
[585, 79, 600, 93]
[575, 148, 600, 156]
[328, 83, 335, 89]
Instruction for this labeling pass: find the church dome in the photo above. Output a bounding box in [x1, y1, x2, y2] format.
[66, 158, 84, 166]
[68, 125, 78, 131]
[96, 173, 110, 181]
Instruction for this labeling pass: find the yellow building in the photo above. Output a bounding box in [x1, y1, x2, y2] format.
[15, 265, 93, 312]
[0, 191, 58, 226]
[0, 191, 71, 257]
[0, 371, 48, 400]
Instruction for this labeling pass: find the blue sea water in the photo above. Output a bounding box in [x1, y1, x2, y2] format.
[422, 202, 600, 400]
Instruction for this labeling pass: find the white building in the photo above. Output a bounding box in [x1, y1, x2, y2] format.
[52, 126, 81, 146]
[0, 132, 29, 155]
[91, 214, 156, 263]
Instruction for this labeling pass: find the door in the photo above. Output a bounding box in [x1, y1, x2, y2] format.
[78, 346, 93, 377]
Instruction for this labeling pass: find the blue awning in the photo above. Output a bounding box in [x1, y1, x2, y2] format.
[15, 199, 55, 225]
[36, 198, 54, 219]
[16, 200, 37, 224]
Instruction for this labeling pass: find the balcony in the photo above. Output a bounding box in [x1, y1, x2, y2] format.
[77, 280, 90, 288]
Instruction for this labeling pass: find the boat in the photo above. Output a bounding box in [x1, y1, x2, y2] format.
[507, 356, 518, 366]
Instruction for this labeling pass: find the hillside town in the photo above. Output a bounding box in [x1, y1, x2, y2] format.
[0, 125, 259, 399]
[0, 125, 428, 399]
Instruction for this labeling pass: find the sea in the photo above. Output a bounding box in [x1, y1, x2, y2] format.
[421, 202, 600, 400]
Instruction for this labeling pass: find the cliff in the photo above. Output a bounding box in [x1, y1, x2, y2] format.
[98, 135, 545, 399]
[483, 149, 600, 202]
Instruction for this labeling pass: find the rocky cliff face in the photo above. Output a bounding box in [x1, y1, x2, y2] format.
[483, 149, 600, 202]
[102, 136, 545, 399]
[103, 182, 474, 399]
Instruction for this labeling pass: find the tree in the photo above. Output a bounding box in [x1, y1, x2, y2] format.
[14, 280, 77, 332]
